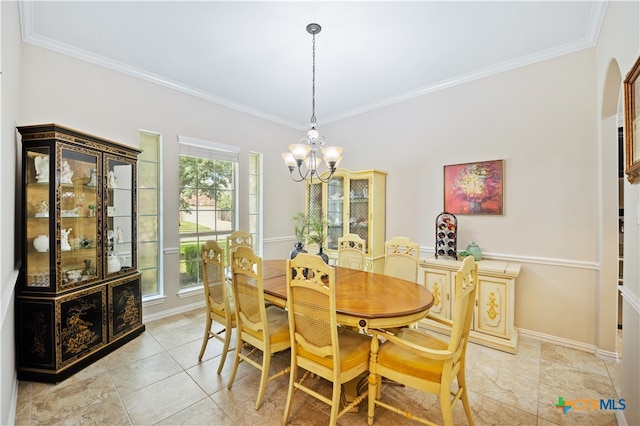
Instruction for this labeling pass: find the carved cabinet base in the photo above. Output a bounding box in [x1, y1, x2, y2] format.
[16, 274, 144, 383]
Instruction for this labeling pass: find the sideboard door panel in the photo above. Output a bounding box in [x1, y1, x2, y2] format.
[423, 268, 451, 319]
[475, 276, 510, 339]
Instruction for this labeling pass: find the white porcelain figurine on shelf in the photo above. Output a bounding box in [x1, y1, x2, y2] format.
[115, 227, 124, 243]
[60, 160, 73, 184]
[34, 155, 49, 183]
[107, 171, 118, 188]
[33, 235, 49, 253]
[61, 206, 81, 217]
[61, 228, 72, 251]
[86, 168, 97, 187]
[36, 200, 49, 218]
[107, 252, 125, 273]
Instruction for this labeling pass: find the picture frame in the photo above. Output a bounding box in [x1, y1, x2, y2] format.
[625, 55, 640, 184]
[444, 159, 503, 215]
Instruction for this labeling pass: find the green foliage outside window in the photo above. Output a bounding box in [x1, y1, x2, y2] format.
[179, 156, 234, 215]
[183, 244, 201, 280]
[179, 154, 236, 288]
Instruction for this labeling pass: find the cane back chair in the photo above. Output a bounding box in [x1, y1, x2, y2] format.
[198, 240, 235, 374]
[383, 236, 420, 283]
[283, 253, 371, 426]
[226, 230, 253, 268]
[337, 233, 366, 271]
[368, 256, 478, 426]
[226, 246, 290, 410]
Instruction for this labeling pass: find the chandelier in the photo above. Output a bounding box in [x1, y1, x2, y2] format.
[282, 23, 343, 183]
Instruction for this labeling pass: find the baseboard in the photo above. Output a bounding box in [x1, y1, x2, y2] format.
[519, 328, 620, 362]
[7, 371, 17, 426]
[615, 409, 629, 426]
[595, 348, 620, 363]
[142, 300, 204, 323]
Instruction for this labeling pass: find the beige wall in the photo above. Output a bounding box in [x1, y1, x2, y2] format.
[323, 49, 607, 346]
[0, 1, 22, 424]
[19, 43, 306, 318]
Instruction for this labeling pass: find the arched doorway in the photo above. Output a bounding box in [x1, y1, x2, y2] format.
[601, 58, 623, 357]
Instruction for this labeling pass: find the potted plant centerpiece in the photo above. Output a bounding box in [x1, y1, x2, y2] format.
[308, 215, 329, 263]
[290, 212, 309, 259]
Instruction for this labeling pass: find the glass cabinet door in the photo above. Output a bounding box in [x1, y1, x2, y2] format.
[303, 169, 385, 272]
[25, 146, 53, 288]
[307, 181, 323, 221]
[326, 177, 345, 250]
[58, 147, 101, 290]
[348, 178, 370, 254]
[105, 156, 136, 276]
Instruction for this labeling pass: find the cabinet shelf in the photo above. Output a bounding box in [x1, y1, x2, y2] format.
[60, 247, 98, 254]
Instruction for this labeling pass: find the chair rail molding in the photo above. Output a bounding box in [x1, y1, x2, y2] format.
[1, 270, 19, 327]
[619, 285, 640, 315]
[420, 247, 599, 270]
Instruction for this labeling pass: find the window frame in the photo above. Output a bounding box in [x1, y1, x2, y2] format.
[177, 135, 240, 291]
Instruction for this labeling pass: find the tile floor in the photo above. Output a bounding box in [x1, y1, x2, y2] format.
[14, 309, 623, 425]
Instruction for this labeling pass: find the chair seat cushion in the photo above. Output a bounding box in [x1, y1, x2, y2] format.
[378, 328, 448, 382]
[243, 305, 289, 344]
[298, 327, 370, 371]
[209, 297, 236, 321]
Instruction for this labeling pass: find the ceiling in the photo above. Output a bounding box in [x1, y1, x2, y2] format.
[19, 1, 607, 130]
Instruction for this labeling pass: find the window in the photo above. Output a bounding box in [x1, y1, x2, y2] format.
[178, 135, 240, 289]
[138, 131, 162, 297]
[248, 152, 262, 255]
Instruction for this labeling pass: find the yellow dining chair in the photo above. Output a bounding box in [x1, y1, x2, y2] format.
[226, 246, 290, 410]
[283, 253, 371, 426]
[198, 240, 235, 374]
[226, 230, 253, 267]
[367, 256, 478, 426]
[337, 233, 366, 270]
[384, 236, 419, 282]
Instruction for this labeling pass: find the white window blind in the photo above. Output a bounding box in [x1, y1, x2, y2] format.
[178, 135, 240, 162]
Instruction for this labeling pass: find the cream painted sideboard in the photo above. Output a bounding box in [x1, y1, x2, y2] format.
[419, 257, 521, 354]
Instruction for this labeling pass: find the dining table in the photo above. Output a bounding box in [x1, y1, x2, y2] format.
[261, 259, 434, 332]
[256, 259, 435, 410]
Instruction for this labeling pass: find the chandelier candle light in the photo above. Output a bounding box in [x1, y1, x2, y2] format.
[282, 23, 343, 182]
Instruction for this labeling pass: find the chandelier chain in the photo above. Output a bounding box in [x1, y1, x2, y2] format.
[282, 23, 342, 184]
[311, 31, 317, 126]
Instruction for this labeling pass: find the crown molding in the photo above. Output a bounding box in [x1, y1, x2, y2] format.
[19, 0, 302, 130]
[323, 1, 609, 125]
[19, 0, 609, 130]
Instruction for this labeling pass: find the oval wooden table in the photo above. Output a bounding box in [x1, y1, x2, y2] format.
[261, 259, 434, 331]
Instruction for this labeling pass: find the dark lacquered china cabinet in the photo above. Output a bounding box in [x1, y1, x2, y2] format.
[16, 123, 144, 382]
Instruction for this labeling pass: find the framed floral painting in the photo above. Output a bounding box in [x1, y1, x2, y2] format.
[444, 160, 503, 215]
